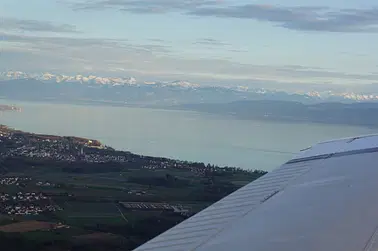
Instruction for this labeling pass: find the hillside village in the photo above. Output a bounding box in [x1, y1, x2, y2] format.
[0, 125, 266, 250]
[0, 125, 257, 177]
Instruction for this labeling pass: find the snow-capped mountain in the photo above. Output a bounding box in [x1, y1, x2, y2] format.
[0, 71, 138, 86]
[0, 71, 198, 88]
[302, 90, 378, 102]
[164, 80, 200, 88]
[141, 80, 201, 88]
[1, 71, 378, 102]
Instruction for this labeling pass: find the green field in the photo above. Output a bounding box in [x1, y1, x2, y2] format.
[0, 146, 266, 250]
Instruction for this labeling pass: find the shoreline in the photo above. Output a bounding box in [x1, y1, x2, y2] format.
[0, 124, 263, 173]
[0, 124, 104, 149]
[0, 104, 21, 112]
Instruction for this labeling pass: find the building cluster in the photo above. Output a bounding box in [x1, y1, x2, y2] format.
[0, 192, 48, 202]
[3, 204, 60, 216]
[0, 177, 32, 186]
[0, 192, 61, 215]
[0, 132, 23, 145]
[127, 190, 147, 196]
[36, 181, 55, 187]
[0, 130, 224, 178]
[82, 153, 129, 163]
[141, 160, 209, 176]
[120, 202, 191, 216]
[0, 132, 125, 164]
[120, 202, 185, 211]
[2, 145, 77, 162]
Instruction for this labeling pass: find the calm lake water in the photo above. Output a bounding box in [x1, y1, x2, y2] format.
[1, 100, 377, 171]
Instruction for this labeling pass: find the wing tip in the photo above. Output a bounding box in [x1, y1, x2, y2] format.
[295, 134, 378, 160]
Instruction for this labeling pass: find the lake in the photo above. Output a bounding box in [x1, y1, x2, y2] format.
[1, 100, 377, 171]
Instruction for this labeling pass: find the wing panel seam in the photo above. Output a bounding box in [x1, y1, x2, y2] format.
[190, 161, 316, 251]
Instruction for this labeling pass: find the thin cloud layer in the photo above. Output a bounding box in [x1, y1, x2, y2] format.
[73, 0, 222, 13]
[1, 31, 377, 85]
[189, 5, 378, 33]
[71, 1, 378, 33]
[1, 32, 171, 55]
[2, 17, 79, 33]
[194, 38, 230, 46]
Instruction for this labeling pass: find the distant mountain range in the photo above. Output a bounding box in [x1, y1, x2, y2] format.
[0, 74, 320, 106]
[1, 71, 378, 104]
[3, 71, 378, 127]
[0, 71, 199, 88]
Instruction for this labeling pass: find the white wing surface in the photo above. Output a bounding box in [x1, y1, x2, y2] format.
[134, 134, 378, 251]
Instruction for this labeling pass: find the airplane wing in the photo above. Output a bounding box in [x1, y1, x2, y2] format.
[133, 135, 378, 251]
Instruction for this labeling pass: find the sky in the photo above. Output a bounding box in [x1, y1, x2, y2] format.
[1, 0, 378, 87]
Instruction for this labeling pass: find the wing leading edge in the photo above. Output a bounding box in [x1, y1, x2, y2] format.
[134, 134, 378, 251]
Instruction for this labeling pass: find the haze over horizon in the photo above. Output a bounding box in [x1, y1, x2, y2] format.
[1, 0, 378, 87]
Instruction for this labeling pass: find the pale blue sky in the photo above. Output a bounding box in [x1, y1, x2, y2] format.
[1, 0, 378, 87]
